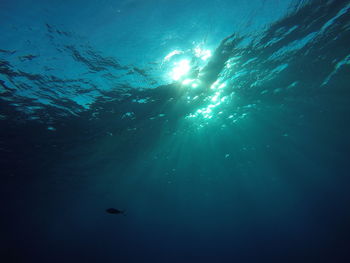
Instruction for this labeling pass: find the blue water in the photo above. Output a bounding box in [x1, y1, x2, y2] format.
[1, 0, 350, 262]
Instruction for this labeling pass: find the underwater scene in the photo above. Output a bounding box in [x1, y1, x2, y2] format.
[1, 0, 350, 262]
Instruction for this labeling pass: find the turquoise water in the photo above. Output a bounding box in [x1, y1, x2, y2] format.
[1, 0, 350, 262]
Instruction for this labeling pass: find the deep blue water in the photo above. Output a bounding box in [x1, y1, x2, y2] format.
[1, 0, 350, 262]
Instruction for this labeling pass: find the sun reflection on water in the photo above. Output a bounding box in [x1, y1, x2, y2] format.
[169, 59, 191, 81]
[163, 45, 243, 125]
[186, 80, 228, 120]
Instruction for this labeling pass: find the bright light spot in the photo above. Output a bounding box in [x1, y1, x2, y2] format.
[218, 83, 226, 89]
[187, 113, 196, 118]
[181, 78, 199, 88]
[211, 92, 220, 102]
[194, 47, 212, 61]
[170, 59, 191, 81]
[210, 80, 220, 90]
[203, 108, 212, 114]
[182, 78, 194, 85]
[226, 56, 240, 68]
[164, 50, 183, 62]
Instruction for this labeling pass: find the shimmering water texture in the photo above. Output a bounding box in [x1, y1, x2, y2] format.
[1, 0, 350, 263]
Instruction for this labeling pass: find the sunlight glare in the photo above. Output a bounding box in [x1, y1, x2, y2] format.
[170, 59, 191, 81]
[194, 47, 212, 61]
[164, 50, 183, 62]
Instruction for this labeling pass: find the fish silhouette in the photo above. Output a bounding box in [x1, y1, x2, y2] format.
[106, 208, 125, 215]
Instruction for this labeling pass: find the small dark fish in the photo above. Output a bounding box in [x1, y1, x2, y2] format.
[106, 208, 125, 215]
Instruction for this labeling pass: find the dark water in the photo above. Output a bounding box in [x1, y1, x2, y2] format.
[1, 0, 350, 262]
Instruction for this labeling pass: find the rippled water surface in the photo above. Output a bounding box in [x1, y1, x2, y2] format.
[1, 0, 350, 262]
